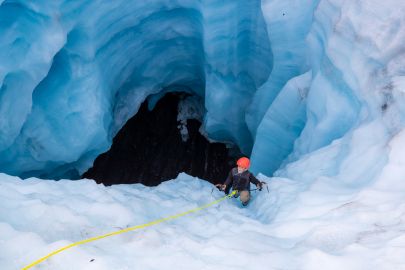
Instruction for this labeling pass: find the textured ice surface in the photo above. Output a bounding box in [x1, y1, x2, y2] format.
[3, 158, 405, 270]
[0, 0, 404, 179]
[250, 71, 311, 175]
[0, 0, 271, 178]
[246, 0, 319, 137]
[177, 95, 205, 142]
[1, 0, 405, 268]
[249, 0, 405, 175]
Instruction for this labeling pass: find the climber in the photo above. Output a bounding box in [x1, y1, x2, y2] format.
[219, 157, 263, 206]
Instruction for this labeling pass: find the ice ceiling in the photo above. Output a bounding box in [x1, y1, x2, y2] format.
[0, 0, 404, 181]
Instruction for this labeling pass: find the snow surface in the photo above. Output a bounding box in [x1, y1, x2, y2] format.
[3, 138, 405, 270]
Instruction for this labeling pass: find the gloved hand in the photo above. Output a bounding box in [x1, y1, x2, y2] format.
[256, 182, 263, 191]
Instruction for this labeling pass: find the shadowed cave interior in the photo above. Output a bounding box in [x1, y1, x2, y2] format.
[83, 93, 239, 186]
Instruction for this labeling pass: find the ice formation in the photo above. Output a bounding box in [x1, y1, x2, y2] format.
[177, 95, 205, 142]
[1, 0, 402, 181]
[0, 0, 271, 179]
[1, 0, 405, 269]
[3, 161, 405, 270]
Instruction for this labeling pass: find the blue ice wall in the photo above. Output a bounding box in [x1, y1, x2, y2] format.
[250, 71, 311, 176]
[0, 0, 271, 178]
[246, 0, 320, 137]
[250, 0, 405, 178]
[202, 0, 272, 152]
[1, 0, 403, 179]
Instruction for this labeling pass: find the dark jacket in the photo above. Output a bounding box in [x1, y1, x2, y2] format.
[224, 167, 261, 194]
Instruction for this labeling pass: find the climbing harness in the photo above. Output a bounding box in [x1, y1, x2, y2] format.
[21, 190, 237, 270]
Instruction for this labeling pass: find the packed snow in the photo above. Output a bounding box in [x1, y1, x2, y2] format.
[3, 127, 405, 269]
[3, 129, 405, 270]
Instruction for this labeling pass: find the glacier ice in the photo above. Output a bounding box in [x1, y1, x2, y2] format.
[1, 0, 405, 268]
[0, 0, 271, 179]
[250, 71, 311, 176]
[1, 0, 402, 180]
[3, 157, 405, 270]
[246, 0, 319, 137]
[177, 95, 205, 142]
[250, 0, 405, 176]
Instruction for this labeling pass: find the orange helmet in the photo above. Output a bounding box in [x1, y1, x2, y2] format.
[237, 157, 250, 169]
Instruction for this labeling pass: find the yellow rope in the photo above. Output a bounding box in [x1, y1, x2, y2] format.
[21, 190, 237, 270]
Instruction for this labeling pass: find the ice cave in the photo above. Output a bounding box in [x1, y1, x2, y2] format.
[1, 0, 405, 269]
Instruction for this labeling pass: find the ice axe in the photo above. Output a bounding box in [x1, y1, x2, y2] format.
[250, 181, 269, 193]
[211, 184, 224, 194]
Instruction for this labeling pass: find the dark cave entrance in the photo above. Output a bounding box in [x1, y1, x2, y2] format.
[82, 93, 238, 186]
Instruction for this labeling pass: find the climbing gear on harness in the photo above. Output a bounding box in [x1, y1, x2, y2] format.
[237, 157, 250, 169]
[21, 190, 237, 270]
